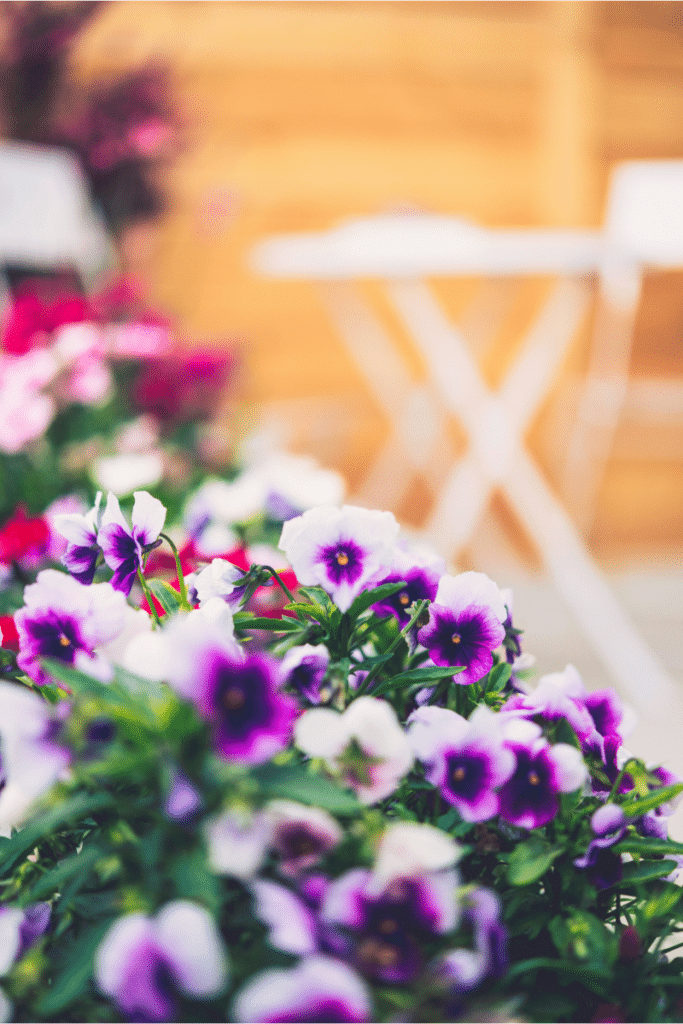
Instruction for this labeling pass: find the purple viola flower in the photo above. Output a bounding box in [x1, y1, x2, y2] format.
[497, 719, 587, 830]
[231, 956, 372, 1023]
[321, 866, 459, 984]
[417, 572, 507, 686]
[97, 490, 166, 595]
[407, 706, 515, 822]
[279, 644, 330, 704]
[15, 569, 127, 685]
[160, 614, 297, 764]
[371, 548, 444, 628]
[163, 768, 202, 823]
[501, 665, 596, 748]
[574, 803, 627, 888]
[53, 492, 103, 585]
[95, 900, 228, 1022]
[279, 504, 399, 612]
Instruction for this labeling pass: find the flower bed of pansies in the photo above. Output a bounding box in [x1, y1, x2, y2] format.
[0, 471, 681, 1023]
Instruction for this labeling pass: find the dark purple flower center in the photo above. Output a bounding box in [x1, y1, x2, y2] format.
[277, 824, 326, 859]
[288, 658, 326, 702]
[319, 538, 365, 587]
[498, 746, 558, 827]
[270, 1001, 359, 1023]
[425, 608, 493, 670]
[373, 569, 438, 626]
[212, 662, 272, 740]
[444, 751, 488, 802]
[28, 612, 84, 664]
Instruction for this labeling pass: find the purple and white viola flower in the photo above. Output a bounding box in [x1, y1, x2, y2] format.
[53, 491, 103, 585]
[407, 705, 515, 822]
[163, 767, 202, 823]
[158, 613, 297, 764]
[265, 799, 343, 877]
[279, 504, 399, 612]
[95, 900, 228, 1022]
[371, 821, 462, 892]
[321, 866, 459, 984]
[433, 887, 507, 996]
[279, 644, 331, 704]
[15, 569, 128, 685]
[417, 572, 507, 685]
[250, 878, 319, 955]
[205, 807, 271, 879]
[184, 557, 244, 609]
[574, 803, 627, 888]
[371, 547, 444, 628]
[501, 665, 596, 747]
[295, 696, 413, 804]
[97, 490, 166, 595]
[0, 682, 71, 834]
[497, 718, 588, 829]
[231, 956, 372, 1024]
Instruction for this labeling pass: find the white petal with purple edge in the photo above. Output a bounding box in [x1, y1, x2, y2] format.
[549, 743, 588, 793]
[249, 879, 317, 954]
[155, 901, 229, 997]
[434, 571, 507, 623]
[52, 512, 96, 547]
[204, 809, 271, 879]
[372, 822, 462, 891]
[407, 705, 469, 763]
[232, 956, 371, 1024]
[99, 492, 129, 535]
[131, 491, 166, 546]
[94, 915, 155, 998]
[321, 868, 373, 929]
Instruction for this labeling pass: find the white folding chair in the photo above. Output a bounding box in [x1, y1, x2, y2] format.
[249, 190, 679, 714]
[561, 160, 683, 533]
[0, 141, 113, 288]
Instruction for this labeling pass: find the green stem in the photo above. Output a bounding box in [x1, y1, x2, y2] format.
[262, 566, 297, 604]
[160, 532, 191, 611]
[355, 599, 429, 698]
[137, 568, 162, 627]
[607, 758, 638, 803]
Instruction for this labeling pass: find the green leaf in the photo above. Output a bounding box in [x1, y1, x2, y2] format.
[370, 665, 464, 698]
[483, 662, 512, 693]
[0, 792, 114, 876]
[172, 850, 221, 911]
[234, 615, 301, 632]
[35, 919, 111, 1017]
[643, 883, 682, 919]
[503, 956, 612, 984]
[507, 837, 563, 886]
[348, 581, 406, 619]
[252, 763, 361, 815]
[620, 859, 678, 885]
[147, 578, 183, 615]
[25, 845, 103, 902]
[620, 782, 683, 818]
[614, 838, 683, 857]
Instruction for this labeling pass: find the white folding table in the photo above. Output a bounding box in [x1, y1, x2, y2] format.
[250, 212, 678, 714]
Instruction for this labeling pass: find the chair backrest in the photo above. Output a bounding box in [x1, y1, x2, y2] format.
[604, 160, 683, 268]
[0, 141, 112, 282]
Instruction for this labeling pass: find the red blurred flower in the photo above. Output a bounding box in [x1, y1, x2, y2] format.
[132, 347, 233, 426]
[0, 506, 51, 566]
[2, 291, 91, 355]
[0, 616, 20, 652]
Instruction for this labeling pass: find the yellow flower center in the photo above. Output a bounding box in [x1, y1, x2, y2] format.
[59, 634, 71, 647]
[528, 771, 540, 786]
[222, 687, 245, 711]
[336, 552, 349, 566]
[451, 633, 461, 644]
[399, 592, 410, 606]
[452, 766, 466, 782]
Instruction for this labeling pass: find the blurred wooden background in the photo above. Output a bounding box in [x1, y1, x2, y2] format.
[71, 1, 683, 564]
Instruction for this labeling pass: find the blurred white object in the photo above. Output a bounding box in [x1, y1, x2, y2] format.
[0, 141, 113, 285]
[249, 162, 683, 714]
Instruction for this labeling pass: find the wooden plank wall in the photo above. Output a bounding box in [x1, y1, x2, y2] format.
[69, 1, 683, 563]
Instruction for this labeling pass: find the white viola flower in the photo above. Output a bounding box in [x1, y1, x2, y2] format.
[279, 504, 399, 612]
[279, 643, 330, 704]
[371, 821, 462, 892]
[95, 901, 228, 1022]
[15, 569, 127, 685]
[94, 452, 164, 496]
[264, 799, 343, 876]
[231, 956, 371, 1024]
[204, 808, 271, 879]
[97, 606, 153, 669]
[185, 558, 243, 607]
[0, 682, 71, 834]
[295, 696, 413, 804]
[195, 595, 236, 637]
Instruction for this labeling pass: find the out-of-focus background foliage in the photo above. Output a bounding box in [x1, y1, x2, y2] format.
[64, 0, 683, 565]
